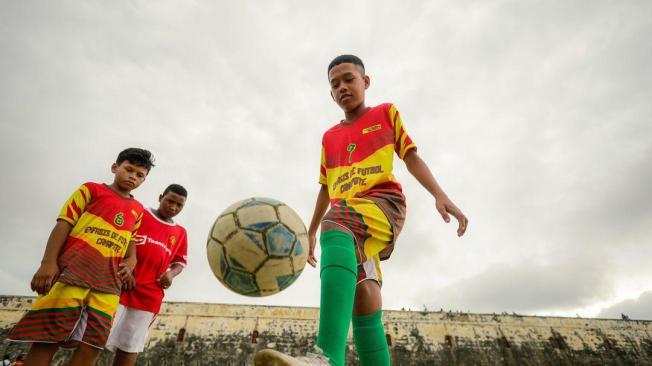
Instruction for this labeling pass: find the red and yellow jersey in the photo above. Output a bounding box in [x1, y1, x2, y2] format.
[120, 208, 188, 314]
[319, 103, 416, 201]
[57, 182, 144, 295]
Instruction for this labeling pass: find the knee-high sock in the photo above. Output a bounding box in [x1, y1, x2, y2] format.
[353, 310, 390, 366]
[316, 231, 357, 366]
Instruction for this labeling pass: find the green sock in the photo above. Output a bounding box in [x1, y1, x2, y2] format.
[353, 310, 391, 366]
[316, 231, 357, 366]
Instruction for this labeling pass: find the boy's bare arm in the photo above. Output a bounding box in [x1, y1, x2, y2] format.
[158, 263, 184, 289]
[124, 240, 137, 264]
[307, 184, 330, 267]
[118, 241, 138, 287]
[403, 149, 468, 237]
[31, 220, 73, 295]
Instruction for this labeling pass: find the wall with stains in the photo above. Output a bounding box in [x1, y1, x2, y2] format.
[1, 296, 651, 365]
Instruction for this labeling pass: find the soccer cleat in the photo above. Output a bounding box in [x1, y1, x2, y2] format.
[254, 347, 330, 366]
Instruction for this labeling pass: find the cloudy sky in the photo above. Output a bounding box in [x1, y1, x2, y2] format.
[1, 1, 651, 320]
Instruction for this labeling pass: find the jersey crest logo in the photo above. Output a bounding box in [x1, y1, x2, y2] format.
[362, 124, 382, 134]
[347, 143, 356, 164]
[114, 212, 125, 227]
[170, 235, 177, 247]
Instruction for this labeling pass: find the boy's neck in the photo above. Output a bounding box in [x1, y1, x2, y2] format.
[344, 103, 369, 123]
[152, 208, 173, 223]
[107, 183, 131, 198]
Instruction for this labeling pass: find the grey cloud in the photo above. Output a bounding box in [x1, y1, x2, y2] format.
[597, 291, 652, 321]
[417, 260, 615, 314]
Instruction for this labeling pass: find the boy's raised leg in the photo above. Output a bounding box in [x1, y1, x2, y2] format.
[352, 278, 390, 366]
[315, 230, 358, 366]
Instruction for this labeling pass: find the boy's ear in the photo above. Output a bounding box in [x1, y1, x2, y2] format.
[110, 162, 118, 173]
[159, 194, 164, 202]
[364, 75, 370, 90]
[330, 90, 336, 101]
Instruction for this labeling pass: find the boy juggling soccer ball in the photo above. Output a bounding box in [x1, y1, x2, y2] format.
[255, 55, 468, 366]
[7, 148, 155, 366]
[105, 184, 189, 366]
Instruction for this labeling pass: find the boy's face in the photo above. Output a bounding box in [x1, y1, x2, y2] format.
[111, 161, 148, 193]
[329, 63, 369, 113]
[158, 191, 186, 220]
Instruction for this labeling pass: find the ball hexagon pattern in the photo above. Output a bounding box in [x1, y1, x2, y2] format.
[207, 197, 308, 297]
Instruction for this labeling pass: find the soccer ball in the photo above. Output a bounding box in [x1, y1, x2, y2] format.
[207, 197, 308, 297]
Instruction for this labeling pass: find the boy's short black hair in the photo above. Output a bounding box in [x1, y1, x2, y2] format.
[116, 148, 155, 172]
[328, 54, 365, 75]
[163, 184, 187, 198]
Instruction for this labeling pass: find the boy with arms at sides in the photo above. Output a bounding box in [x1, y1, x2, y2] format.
[7, 148, 155, 366]
[105, 184, 188, 366]
[255, 55, 468, 366]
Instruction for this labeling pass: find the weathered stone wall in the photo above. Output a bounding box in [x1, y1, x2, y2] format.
[1, 296, 651, 365]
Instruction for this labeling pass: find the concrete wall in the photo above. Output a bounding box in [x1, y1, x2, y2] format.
[1, 296, 651, 365]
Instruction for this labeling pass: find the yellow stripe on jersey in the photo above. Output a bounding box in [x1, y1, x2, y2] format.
[389, 104, 416, 159]
[58, 184, 92, 226]
[319, 146, 328, 185]
[132, 211, 143, 238]
[399, 137, 415, 158]
[325, 144, 398, 200]
[69, 212, 134, 258]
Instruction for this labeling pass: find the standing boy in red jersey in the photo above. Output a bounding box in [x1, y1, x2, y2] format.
[105, 184, 188, 366]
[255, 56, 468, 366]
[7, 148, 155, 366]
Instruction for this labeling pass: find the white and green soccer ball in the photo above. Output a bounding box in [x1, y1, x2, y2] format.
[207, 197, 308, 297]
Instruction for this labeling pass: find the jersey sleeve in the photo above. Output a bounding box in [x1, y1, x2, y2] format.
[388, 104, 417, 159]
[130, 211, 144, 244]
[319, 143, 327, 185]
[170, 229, 188, 267]
[57, 183, 93, 226]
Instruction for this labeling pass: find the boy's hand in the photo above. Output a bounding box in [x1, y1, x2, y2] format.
[122, 274, 136, 290]
[435, 196, 469, 237]
[307, 234, 318, 268]
[158, 270, 174, 289]
[118, 257, 136, 282]
[31, 261, 60, 295]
